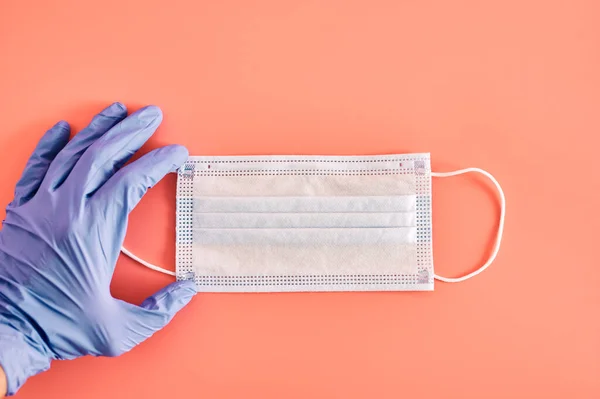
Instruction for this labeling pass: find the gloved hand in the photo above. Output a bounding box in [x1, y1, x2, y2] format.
[0, 103, 197, 396]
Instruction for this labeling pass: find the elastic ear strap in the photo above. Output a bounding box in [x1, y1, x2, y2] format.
[431, 168, 506, 283]
[121, 246, 176, 277]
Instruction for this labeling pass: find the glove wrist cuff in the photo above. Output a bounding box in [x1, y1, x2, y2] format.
[0, 322, 51, 396]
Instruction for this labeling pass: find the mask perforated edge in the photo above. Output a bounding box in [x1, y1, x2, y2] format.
[175, 163, 195, 282]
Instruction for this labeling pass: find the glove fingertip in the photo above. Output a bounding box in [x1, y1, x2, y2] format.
[174, 279, 197, 294]
[112, 102, 127, 112]
[135, 105, 163, 125]
[141, 280, 197, 314]
[44, 121, 70, 143]
[163, 145, 189, 172]
[97, 102, 128, 120]
[166, 280, 197, 308]
[54, 120, 70, 131]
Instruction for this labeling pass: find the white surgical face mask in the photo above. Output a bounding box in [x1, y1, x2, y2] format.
[122, 153, 505, 292]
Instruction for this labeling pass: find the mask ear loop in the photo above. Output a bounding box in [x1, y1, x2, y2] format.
[120, 246, 176, 277]
[431, 168, 506, 283]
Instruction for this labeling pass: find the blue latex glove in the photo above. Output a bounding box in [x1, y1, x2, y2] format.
[0, 103, 197, 396]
